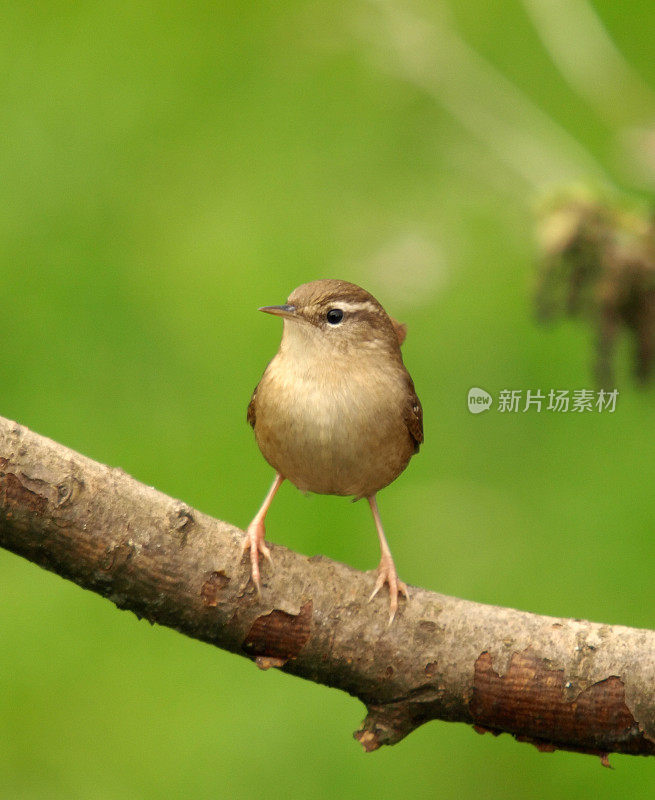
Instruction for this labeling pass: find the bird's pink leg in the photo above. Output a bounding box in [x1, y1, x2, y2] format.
[367, 495, 409, 624]
[243, 473, 284, 595]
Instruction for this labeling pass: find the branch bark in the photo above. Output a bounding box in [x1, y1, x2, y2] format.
[1, 415, 654, 761]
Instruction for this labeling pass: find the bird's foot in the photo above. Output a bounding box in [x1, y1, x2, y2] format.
[368, 554, 409, 625]
[242, 518, 273, 596]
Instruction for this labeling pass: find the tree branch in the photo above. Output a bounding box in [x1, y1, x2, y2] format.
[1, 415, 654, 761]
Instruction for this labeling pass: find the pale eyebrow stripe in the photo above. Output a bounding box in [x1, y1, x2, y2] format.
[328, 301, 379, 315]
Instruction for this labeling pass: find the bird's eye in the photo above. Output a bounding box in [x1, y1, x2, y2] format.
[326, 308, 344, 325]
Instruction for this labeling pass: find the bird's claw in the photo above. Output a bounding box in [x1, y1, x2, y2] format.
[368, 557, 409, 625]
[242, 520, 273, 596]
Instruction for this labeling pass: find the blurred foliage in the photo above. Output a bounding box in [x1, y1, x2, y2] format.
[2, 1, 655, 798]
[535, 186, 655, 387]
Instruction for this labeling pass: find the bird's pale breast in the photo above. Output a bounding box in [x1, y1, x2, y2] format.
[253, 351, 415, 498]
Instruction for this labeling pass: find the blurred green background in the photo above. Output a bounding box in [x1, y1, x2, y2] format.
[2, 1, 655, 797]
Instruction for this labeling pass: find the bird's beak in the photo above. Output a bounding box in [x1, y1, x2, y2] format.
[258, 304, 296, 319]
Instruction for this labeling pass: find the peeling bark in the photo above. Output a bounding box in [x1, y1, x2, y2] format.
[0, 415, 654, 759]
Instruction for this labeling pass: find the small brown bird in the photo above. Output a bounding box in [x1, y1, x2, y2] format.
[245, 279, 423, 623]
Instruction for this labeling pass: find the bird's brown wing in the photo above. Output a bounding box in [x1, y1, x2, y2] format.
[403, 377, 424, 453]
[392, 318, 422, 449]
[247, 385, 258, 428]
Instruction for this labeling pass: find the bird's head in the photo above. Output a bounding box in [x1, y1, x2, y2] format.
[259, 279, 405, 361]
